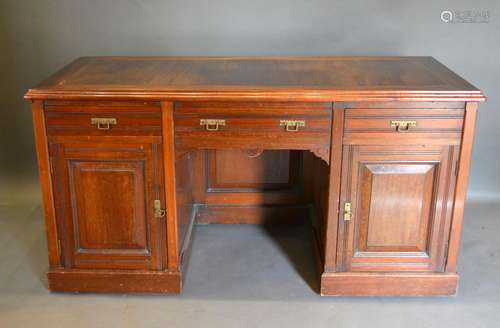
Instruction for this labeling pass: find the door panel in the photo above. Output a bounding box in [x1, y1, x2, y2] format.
[338, 145, 458, 272]
[359, 163, 435, 252]
[69, 161, 147, 252]
[51, 141, 164, 270]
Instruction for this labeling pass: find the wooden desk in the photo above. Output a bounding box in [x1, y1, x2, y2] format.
[25, 57, 485, 296]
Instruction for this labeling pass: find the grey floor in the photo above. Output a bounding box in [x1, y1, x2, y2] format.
[1, 178, 500, 328]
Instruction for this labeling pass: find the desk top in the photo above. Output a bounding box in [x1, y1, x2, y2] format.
[25, 56, 485, 102]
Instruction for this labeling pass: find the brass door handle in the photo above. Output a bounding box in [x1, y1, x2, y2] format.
[91, 117, 117, 130]
[154, 200, 166, 218]
[344, 202, 352, 221]
[200, 119, 226, 131]
[390, 120, 417, 132]
[280, 120, 306, 132]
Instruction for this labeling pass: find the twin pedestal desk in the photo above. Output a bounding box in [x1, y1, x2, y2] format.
[25, 57, 485, 296]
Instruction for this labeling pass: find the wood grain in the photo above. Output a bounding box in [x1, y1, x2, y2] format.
[321, 272, 458, 296]
[322, 104, 345, 272]
[25, 57, 486, 102]
[48, 269, 181, 294]
[31, 100, 61, 268]
[45, 101, 161, 136]
[196, 205, 308, 225]
[50, 140, 164, 270]
[344, 105, 465, 145]
[174, 101, 331, 153]
[161, 101, 179, 270]
[338, 145, 457, 272]
[446, 102, 478, 272]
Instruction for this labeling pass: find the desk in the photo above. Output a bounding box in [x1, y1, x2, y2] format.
[25, 57, 485, 296]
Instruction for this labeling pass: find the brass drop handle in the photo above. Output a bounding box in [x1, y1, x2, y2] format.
[280, 120, 306, 132]
[91, 117, 117, 130]
[154, 200, 166, 218]
[200, 119, 226, 131]
[344, 202, 352, 221]
[391, 120, 417, 132]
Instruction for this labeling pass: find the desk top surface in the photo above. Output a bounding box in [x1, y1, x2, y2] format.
[25, 56, 485, 102]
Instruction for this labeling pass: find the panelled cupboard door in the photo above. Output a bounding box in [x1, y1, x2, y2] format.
[337, 145, 458, 272]
[50, 141, 165, 270]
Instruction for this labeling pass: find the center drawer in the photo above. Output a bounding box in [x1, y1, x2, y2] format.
[174, 102, 332, 150]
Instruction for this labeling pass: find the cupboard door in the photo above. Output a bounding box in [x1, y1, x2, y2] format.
[50, 141, 165, 270]
[338, 145, 458, 272]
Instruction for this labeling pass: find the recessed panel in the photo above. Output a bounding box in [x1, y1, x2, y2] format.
[208, 149, 294, 190]
[69, 161, 148, 253]
[358, 163, 435, 253]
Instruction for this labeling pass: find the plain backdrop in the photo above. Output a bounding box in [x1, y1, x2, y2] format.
[1, 0, 498, 199]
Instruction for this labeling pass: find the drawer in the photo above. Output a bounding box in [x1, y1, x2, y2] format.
[174, 102, 332, 151]
[44, 101, 162, 136]
[344, 106, 465, 145]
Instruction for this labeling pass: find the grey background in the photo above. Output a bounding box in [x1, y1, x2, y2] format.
[0, 0, 498, 199]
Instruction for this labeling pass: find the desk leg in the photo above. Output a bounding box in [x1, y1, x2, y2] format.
[322, 103, 345, 273]
[161, 101, 180, 272]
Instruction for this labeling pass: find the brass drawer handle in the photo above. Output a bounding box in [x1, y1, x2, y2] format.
[390, 120, 417, 132]
[90, 117, 117, 130]
[200, 119, 226, 131]
[280, 120, 306, 132]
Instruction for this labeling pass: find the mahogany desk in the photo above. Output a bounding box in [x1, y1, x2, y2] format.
[25, 57, 485, 296]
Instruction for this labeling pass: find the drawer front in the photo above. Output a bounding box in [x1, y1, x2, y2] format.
[344, 104, 465, 145]
[44, 101, 162, 136]
[174, 102, 332, 150]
